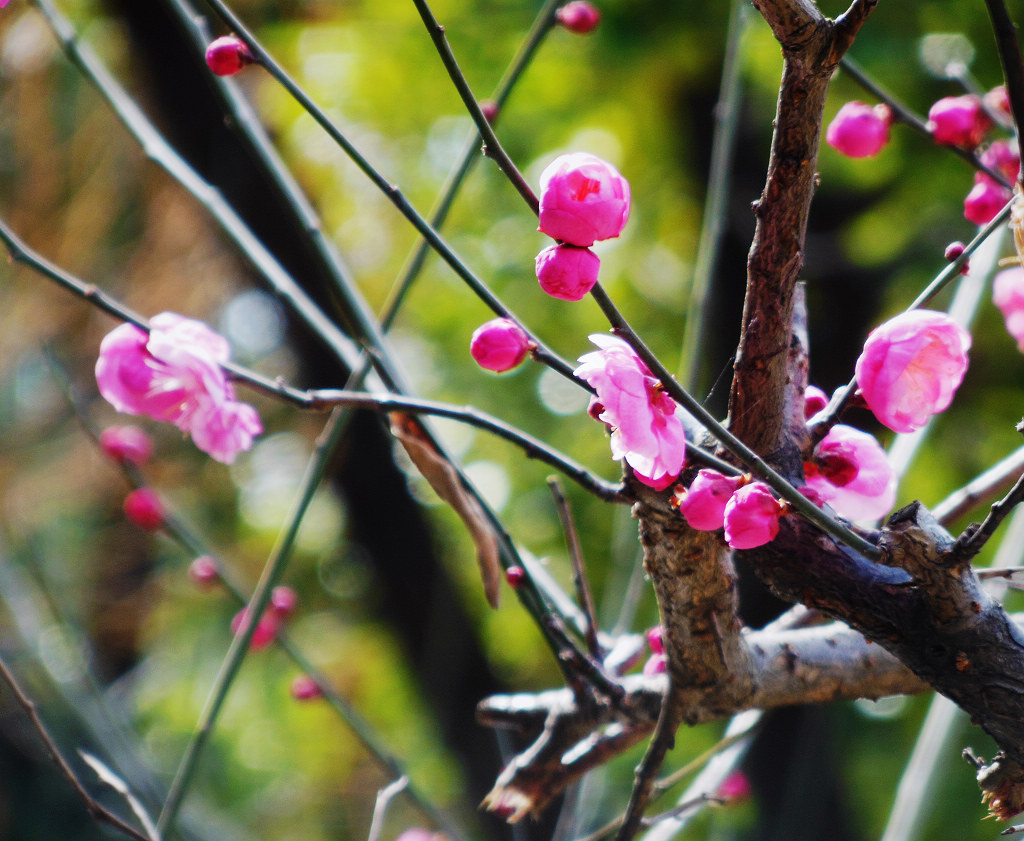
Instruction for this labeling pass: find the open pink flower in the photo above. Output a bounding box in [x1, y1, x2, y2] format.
[96, 312, 261, 463]
[855, 310, 970, 433]
[994, 267, 1024, 352]
[677, 469, 746, 531]
[802, 425, 895, 521]
[723, 482, 784, 549]
[538, 153, 630, 247]
[575, 334, 686, 489]
[825, 102, 891, 158]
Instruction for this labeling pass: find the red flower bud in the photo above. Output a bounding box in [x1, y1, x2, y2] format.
[556, 1, 601, 34]
[123, 488, 165, 531]
[205, 36, 254, 77]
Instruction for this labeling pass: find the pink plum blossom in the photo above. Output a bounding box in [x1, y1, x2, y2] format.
[964, 174, 1011, 226]
[993, 267, 1024, 352]
[534, 243, 601, 300]
[854, 309, 971, 433]
[470, 318, 532, 372]
[643, 653, 667, 675]
[825, 102, 891, 158]
[802, 424, 896, 521]
[928, 95, 991, 148]
[723, 482, 785, 549]
[95, 313, 261, 463]
[575, 334, 686, 489]
[538, 152, 630, 246]
[645, 625, 664, 655]
[677, 469, 746, 531]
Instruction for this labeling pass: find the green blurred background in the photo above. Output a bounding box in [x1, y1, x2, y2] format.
[0, 1, 1021, 839]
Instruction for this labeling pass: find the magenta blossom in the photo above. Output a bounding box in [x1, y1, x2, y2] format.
[802, 425, 895, 521]
[677, 469, 746, 531]
[723, 483, 785, 549]
[993, 267, 1024, 352]
[534, 243, 601, 301]
[825, 102, 891, 158]
[556, 1, 601, 33]
[928, 95, 991, 148]
[470, 318, 533, 372]
[205, 36, 254, 76]
[964, 174, 1011, 226]
[95, 312, 261, 463]
[855, 310, 971, 433]
[981, 140, 1021, 182]
[538, 152, 630, 247]
[804, 385, 829, 420]
[575, 334, 686, 489]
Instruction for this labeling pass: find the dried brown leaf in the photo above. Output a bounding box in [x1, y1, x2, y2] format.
[390, 412, 502, 608]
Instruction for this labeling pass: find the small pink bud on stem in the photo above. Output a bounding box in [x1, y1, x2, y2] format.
[470, 318, 533, 372]
[123, 488, 165, 531]
[205, 36, 255, 76]
[290, 674, 324, 701]
[188, 555, 220, 589]
[556, 1, 601, 34]
[99, 425, 153, 465]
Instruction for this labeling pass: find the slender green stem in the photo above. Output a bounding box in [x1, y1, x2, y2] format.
[380, 0, 561, 327]
[410, 0, 539, 214]
[589, 284, 881, 559]
[197, 0, 578, 382]
[678, 0, 751, 390]
[157, 407, 347, 835]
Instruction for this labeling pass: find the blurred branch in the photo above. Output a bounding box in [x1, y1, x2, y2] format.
[0, 654, 154, 841]
[983, 0, 1024, 175]
[934, 445, 1024, 525]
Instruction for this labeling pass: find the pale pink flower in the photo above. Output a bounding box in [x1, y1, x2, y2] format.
[928, 95, 991, 148]
[993, 267, 1024, 352]
[96, 313, 261, 463]
[575, 334, 686, 489]
[723, 483, 784, 549]
[855, 310, 970, 433]
[643, 653, 667, 675]
[964, 174, 1011, 226]
[677, 469, 746, 531]
[189, 400, 262, 464]
[534, 243, 600, 301]
[538, 152, 630, 247]
[825, 102, 891, 158]
[470, 318, 533, 372]
[802, 425, 895, 521]
[99, 425, 154, 465]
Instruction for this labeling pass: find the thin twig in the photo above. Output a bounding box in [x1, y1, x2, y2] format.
[0, 653, 153, 841]
[548, 477, 602, 657]
[366, 777, 411, 841]
[410, 0, 539, 213]
[954, 470, 1024, 562]
[933, 445, 1024, 525]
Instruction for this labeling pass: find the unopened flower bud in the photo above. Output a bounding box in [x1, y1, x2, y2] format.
[928, 95, 991, 148]
[825, 102, 891, 158]
[123, 488, 165, 531]
[556, 1, 601, 34]
[205, 36, 254, 76]
[290, 674, 324, 701]
[803, 385, 829, 419]
[723, 483, 785, 549]
[479, 99, 499, 123]
[470, 318, 532, 372]
[270, 585, 298, 618]
[985, 85, 1012, 120]
[944, 241, 969, 274]
[535, 243, 600, 301]
[99, 425, 154, 465]
[231, 607, 280, 651]
[964, 174, 1011, 225]
[505, 566, 525, 588]
[188, 555, 220, 589]
[645, 625, 664, 655]
[981, 139, 1020, 182]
